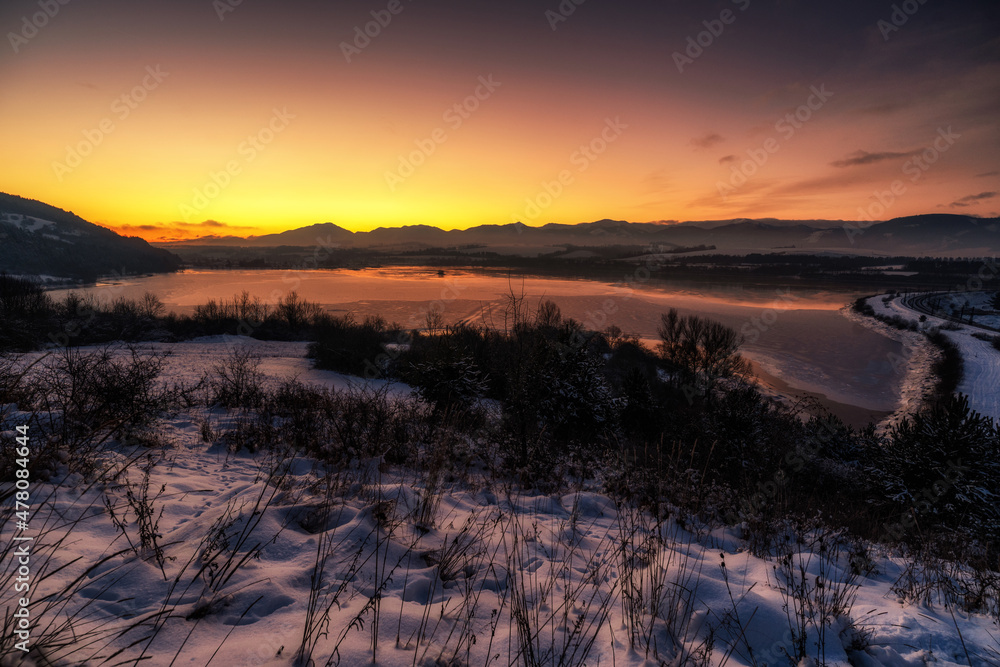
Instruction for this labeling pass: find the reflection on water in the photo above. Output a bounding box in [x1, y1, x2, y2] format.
[49, 268, 905, 422]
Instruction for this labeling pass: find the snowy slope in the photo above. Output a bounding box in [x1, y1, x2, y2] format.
[0, 193, 181, 279]
[0, 213, 59, 234]
[1, 340, 998, 666]
[868, 293, 1000, 422]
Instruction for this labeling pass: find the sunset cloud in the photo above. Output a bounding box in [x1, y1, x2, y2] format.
[691, 133, 725, 150]
[106, 220, 263, 242]
[949, 192, 997, 208]
[830, 150, 921, 168]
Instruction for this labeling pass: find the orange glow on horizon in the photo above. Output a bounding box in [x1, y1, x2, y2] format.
[2, 1, 996, 243]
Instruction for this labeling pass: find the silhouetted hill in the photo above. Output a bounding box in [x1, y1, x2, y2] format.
[807, 214, 1000, 255]
[0, 193, 182, 281]
[156, 214, 1000, 256]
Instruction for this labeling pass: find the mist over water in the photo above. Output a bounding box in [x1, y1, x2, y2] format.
[50, 267, 905, 422]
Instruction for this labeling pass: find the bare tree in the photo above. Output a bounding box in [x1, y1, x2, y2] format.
[699, 320, 750, 388]
[535, 299, 562, 328]
[425, 310, 445, 334]
[657, 308, 684, 364]
[657, 309, 749, 395]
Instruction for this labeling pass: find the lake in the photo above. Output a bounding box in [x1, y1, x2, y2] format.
[49, 267, 905, 426]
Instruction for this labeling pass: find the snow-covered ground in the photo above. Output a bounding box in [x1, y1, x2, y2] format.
[0, 213, 56, 233]
[920, 291, 1000, 331]
[867, 293, 1000, 422]
[154, 335, 410, 397]
[2, 339, 999, 665]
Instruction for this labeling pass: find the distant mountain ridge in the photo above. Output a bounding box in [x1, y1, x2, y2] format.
[156, 214, 1000, 256]
[0, 193, 182, 281]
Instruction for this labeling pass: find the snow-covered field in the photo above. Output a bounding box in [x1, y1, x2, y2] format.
[154, 335, 409, 397]
[2, 338, 999, 666]
[924, 291, 1000, 332]
[867, 293, 1000, 422]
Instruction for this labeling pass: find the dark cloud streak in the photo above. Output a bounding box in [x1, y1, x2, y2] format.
[691, 133, 724, 149]
[950, 192, 997, 207]
[830, 150, 920, 168]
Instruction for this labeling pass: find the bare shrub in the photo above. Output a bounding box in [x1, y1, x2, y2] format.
[0, 273, 54, 350]
[195, 291, 270, 327]
[505, 508, 618, 667]
[208, 346, 265, 409]
[771, 530, 862, 665]
[326, 384, 419, 464]
[23, 346, 168, 476]
[0, 352, 44, 412]
[104, 454, 168, 576]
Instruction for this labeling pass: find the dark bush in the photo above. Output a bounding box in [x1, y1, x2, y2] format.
[925, 330, 963, 399]
[309, 314, 390, 377]
[208, 346, 266, 409]
[48, 291, 168, 347]
[2, 346, 168, 479]
[657, 308, 750, 396]
[878, 394, 1000, 547]
[852, 297, 875, 316]
[0, 273, 54, 350]
[407, 352, 489, 417]
[219, 380, 424, 464]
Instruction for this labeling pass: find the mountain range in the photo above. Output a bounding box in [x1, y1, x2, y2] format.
[155, 214, 1000, 257]
[2, 189, 998, 283]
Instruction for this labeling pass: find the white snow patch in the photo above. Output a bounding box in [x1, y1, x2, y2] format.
[3, 337, 998, 665]
[866, 292, 1000, 422]
[0, 213, 56, 233]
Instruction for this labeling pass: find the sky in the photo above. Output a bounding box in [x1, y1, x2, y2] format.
[1, 0, 998, 241]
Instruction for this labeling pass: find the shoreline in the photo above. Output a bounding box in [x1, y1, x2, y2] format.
[842, 296, 942, 430]
[869, 291, 1000, 421]
[748, 293, 947, 432]
[748, 361, 893, 429]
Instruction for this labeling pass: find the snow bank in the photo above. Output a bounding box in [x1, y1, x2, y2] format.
[866, 293, 1000, 422]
